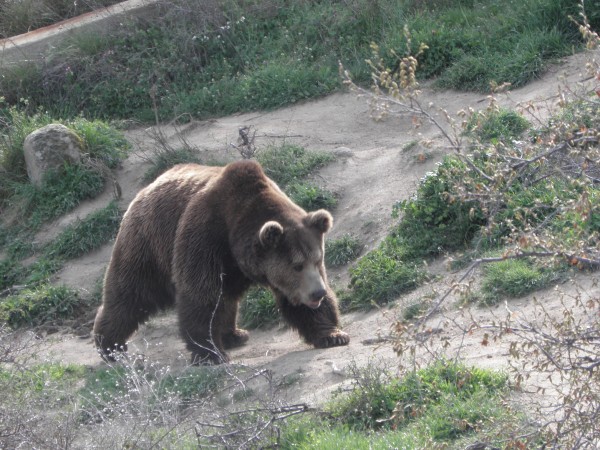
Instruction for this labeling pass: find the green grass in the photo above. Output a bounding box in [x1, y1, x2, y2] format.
[410, 0, 581, 91]
[281, 360, 512, 448]
[257, 144, 334, 187]
[239, 286, 278, 329]
[0, 107, 128, 231]
[2, 0, 585, 121]
[0, 0, 122, 38]
[0, 363, 86, 412]
[344, 158, 483, 309]
[11, 163, 106, 230]
[257, 144, 336, 211]
[0, 284, 81, 327]
[0, 202, 121, 303]
[69, 118, 129, 168]
[348, 239, 428, 310]
[0, 106, 128, 184]
[325, 234, 363, 267]
[42, 201, 121, 261]
[478, 258, 566, 306]
[286, 182, 337, 211]
[402, 300, 429, 321]
[393, 157, 487, 260]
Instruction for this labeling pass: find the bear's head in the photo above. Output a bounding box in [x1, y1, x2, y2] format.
[258, 209, 333, 309]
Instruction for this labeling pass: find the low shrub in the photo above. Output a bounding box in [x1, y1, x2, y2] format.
[393, 157, 487, 260]
[466, 108, 530, 142]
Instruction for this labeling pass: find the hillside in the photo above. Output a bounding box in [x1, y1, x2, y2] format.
[27, 48, 597, 408]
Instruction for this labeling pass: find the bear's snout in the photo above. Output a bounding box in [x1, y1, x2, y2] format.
[305, 288, 326, 309]
[311, 288, 326, 302]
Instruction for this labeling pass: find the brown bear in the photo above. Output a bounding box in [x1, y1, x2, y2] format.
[93, 160, 349, 364]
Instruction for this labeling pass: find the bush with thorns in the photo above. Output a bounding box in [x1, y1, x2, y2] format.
[344, 4, 600, 447]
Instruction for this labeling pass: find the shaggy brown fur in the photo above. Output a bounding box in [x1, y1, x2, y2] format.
[93, 160, 349, 364]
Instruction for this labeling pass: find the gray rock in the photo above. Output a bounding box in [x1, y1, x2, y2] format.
[23, 124, 83, 186]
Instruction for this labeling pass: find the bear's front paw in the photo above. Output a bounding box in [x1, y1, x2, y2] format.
[313, 330, 350, 348]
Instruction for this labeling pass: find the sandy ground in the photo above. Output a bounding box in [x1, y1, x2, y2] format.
[22, 49, 600, 407]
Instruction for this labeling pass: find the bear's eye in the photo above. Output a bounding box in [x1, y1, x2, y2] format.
[293, 263, 303, 272]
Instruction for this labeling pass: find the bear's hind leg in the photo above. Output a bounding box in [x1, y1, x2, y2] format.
[178, 295, 230, 365]
[220, 299, 249, 349]
[94, 274, 173, 360]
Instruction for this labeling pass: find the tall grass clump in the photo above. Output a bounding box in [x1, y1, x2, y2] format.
[142, 147, 205, 183]
[257, 144, 334, 186]
[466, 108, 530, 142]
[348, 240, 427, 310]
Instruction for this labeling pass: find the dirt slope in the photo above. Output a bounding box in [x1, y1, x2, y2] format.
[31, 50, 599, 407]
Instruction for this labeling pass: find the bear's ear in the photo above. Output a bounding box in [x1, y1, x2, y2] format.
[259, 221, 284, 248]
[306, 210, 333, 234]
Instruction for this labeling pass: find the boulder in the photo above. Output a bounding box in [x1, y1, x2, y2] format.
[23, 124, 83, 186]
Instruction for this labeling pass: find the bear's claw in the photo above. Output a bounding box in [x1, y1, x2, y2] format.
[313, 330, 350, 348]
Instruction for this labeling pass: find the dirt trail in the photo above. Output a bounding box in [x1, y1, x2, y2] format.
[32, 50, 599, 406]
